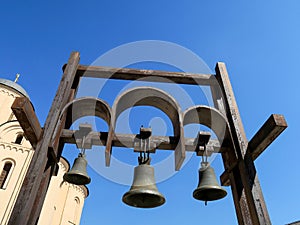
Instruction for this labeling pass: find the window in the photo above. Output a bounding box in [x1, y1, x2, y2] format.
[72, 197, 80, 225]
[15, 134, 23, 144]
[0, 162, 13, 189]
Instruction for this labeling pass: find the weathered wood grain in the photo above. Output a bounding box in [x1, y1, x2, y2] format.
[216, 62, 271, 225]
[8, 52, 80, 225]
[76, 64, 217, 86]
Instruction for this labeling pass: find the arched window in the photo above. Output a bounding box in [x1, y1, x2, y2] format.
[0, 162, 13, 189]
[15, 134, 23, 144]
[73, 197, 80, 224]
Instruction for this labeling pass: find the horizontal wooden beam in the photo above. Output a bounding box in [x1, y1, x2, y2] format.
[220, 114, 287, 186]
[60, 129, 226, 155]
[76, 65, 217, 86]
[11, 97, 42, 148]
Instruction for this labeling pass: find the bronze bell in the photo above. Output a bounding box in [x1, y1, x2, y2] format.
[193, 163, 227, 202]
[122, 164, 166, 208]
[63, 153, 91, 185]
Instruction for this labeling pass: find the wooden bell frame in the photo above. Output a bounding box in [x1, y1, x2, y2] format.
[8, 52, 287, 225]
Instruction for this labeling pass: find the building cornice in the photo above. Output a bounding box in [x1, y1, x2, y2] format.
[69, 183, 89, 199]
[0, 141, 33, 153]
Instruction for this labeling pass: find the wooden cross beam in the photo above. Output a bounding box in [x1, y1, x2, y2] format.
[220, 114, 287, 186]
[11, 97, 42, 149]
[248, 114, 287, 161]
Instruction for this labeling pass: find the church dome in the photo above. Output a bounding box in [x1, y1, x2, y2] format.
[0, 78, 29, 98]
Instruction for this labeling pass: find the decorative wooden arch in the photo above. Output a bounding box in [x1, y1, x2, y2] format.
[105, 87, 184, 170]
[183, 105, 231, 145]
[61, 96, 112, 129]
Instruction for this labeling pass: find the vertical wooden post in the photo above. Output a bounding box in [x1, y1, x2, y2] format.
[8, 52, 80, 225]
[28, 89, 76, 224]
[210, 71, 251, 224]
[215, 62, 271, 225]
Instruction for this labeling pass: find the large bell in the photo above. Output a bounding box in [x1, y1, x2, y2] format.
[193, 164, 227, 202]
[122, 164, 166, 208]
[63, 153, 91, 185]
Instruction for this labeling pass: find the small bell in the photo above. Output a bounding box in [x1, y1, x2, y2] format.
[63, 153, 91, 185]
[122, 164, 166, 208]
[193, 163, 227, 203]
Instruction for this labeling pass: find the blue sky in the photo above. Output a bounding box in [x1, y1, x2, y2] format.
[1, 1, 299, 224]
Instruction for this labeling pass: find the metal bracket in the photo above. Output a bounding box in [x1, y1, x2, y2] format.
[74, 124, 93, 149]
[134, 127, 157, 153]
[194, 131, 212, 156]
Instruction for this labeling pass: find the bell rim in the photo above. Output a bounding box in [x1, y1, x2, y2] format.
[63, 173, 91, 185]
[193, 185, 227, 201]
[122, 189, 166, 208]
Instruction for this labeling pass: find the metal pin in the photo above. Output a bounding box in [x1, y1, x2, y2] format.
[14, 73, 20, 83]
